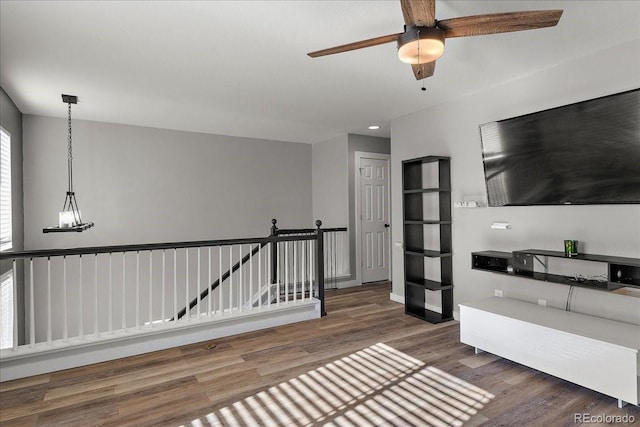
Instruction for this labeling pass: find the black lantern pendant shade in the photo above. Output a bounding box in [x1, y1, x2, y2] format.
[43, 95, 94, 233]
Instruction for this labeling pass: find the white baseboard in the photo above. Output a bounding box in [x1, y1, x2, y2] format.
[335, 279, 361, 289]
[390, 292, 404, 304]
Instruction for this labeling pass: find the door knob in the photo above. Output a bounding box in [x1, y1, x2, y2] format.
[384, 224, 390, 228]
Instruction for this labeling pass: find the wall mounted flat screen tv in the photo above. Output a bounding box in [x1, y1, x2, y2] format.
[479, 89, 640, 206]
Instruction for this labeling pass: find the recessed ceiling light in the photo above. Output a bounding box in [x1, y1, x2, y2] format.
[368, 125, 380, 130]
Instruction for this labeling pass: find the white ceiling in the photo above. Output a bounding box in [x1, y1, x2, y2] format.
[1, 1, 639, 144]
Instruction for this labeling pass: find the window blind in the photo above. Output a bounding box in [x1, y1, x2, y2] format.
[0, 126, 12, 251]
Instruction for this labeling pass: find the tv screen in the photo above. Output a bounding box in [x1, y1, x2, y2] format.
[479, 89, 640, 206]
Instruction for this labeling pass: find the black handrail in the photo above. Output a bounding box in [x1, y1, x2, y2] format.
[277, 227, 347, 234]
[0, 234, 315, 261]
[3, 219, 337, 318]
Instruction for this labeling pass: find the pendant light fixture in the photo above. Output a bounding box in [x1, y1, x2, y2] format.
[43, 94, 94, 233]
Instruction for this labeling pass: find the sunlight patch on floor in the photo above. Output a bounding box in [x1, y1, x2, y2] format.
[185, 342, 495, 426]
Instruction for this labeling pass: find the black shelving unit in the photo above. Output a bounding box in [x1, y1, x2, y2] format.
[472, 249, 640, 291]
[402, 156, 453, 323]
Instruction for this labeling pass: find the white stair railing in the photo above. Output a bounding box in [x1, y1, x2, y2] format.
[0, 223, 331, 357]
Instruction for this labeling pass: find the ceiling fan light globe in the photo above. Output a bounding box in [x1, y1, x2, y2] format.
[397, 26, 445, 64]
[397, 39, 444, 64]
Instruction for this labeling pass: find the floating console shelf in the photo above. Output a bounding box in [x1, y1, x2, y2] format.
[472, 249, 640, 291]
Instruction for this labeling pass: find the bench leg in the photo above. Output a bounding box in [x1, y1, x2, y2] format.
[474, 347, 485, 354]
[617, 399, 627, 408]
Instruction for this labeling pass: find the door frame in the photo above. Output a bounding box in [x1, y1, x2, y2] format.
[354, 151, 391, 285]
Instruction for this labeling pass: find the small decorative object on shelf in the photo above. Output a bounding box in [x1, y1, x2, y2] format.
[402, 155, 453, 323]
[564, 240, 578, 257]
[43, 94, 94, 233]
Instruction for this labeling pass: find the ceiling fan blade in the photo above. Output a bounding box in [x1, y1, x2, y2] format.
[411, 61, 435, 80]
[308, 33, 402, 58]
[400, 0, 436, 27]
[438, 10, 563, 38]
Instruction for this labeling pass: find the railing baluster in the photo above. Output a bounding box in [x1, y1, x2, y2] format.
[299, 239, 303, 301]
[197, 247, 201, 319]
[161, 250, 166, 325]
[304, 240, 308, 301]
[12, 259, 17, 350]
[78, 255, 83, 339]
[29, 258, 34, 347]
[276, 242, 280, 306]
[229, 246, 233, 312]
[293, 240, 297, 302]
[249, 244, 253, 311]
[219, 247, 222, 315]
[239, 245, 243, 312]
[333, 231, 337, 284]
[267, 243, 271, 309]
[122, 252, 126, 331]
[173, 249, 177, 323]
[149, 251, 153, 327]
[208, 247, 212, 317]
[185, 249, 190, 321]
[109, 253, 113, 334]
[63, 256, 68, 341]
[285, 242, 289, 303]
[94, 254, 98, 336]
[258, 244, 262, 309]
[309, 240, 314, 302]
[136, 251, 140, 330]
[47, 257, 51, 345]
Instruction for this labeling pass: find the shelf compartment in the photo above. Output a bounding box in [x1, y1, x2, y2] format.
[610, 263, 640, 287]
[406, 278, 453, 291]
[405, 305, 454, 323]
[404, 220, 451, 225]
[403, 188, 451, 194]
[472, 251, 513, 274]
[406, 249, 452, 258]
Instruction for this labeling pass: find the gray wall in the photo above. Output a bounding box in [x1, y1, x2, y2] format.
[312, 134, 349, 228]
[390, 39, 640, 324]
[23, 116, 313, 250]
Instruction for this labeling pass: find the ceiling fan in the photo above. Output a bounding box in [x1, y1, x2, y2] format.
[308, 0, 563, 81]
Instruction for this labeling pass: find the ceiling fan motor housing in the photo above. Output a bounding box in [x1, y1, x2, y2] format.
[397, 26, 445, 64]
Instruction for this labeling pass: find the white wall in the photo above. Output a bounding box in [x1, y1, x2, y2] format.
[391, 39, 640, 324]
[23, 116, 313, 249]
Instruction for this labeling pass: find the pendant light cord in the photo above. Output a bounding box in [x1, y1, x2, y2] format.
[417, 30, 426, 92]
[67, 102, 73, 193]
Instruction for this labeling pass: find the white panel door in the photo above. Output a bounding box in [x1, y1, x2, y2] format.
[360, 157, 390, 283]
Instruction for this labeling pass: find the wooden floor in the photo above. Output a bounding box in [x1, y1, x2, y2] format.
[1, 283, 638, 426]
